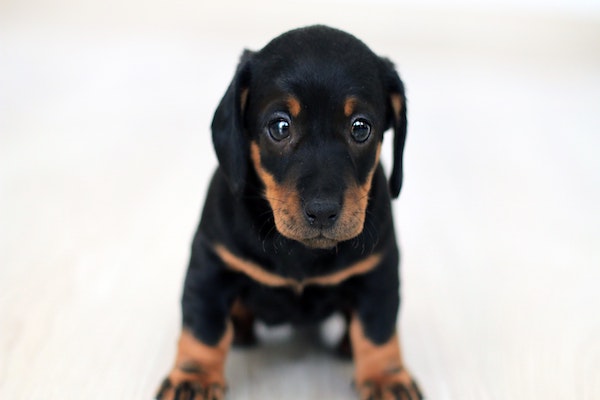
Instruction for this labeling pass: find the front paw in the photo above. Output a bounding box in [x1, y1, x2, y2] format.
[155, 377, 226, 400]
[355, 368, 423, 400]
[157, 327, 233, 399]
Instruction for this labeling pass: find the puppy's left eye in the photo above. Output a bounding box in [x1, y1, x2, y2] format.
[351, 119, 372, 143]
[268, 119, 291, 141]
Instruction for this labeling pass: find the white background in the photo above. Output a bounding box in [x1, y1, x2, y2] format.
[1, 1, 599, 399]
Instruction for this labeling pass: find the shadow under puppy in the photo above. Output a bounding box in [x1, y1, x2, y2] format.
[157, 25, 422, 400]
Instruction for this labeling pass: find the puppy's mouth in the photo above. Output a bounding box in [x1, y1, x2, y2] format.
[275, 217, 362, 249]
[300, 233, 340, 249]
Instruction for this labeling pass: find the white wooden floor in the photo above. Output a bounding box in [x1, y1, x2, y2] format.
[1, 2, 599, 399]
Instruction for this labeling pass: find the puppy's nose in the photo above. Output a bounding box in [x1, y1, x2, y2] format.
[304, 199, 340, 229]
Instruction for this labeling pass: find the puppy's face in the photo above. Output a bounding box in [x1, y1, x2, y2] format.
[244, 30, 396, 249]
[211, 27, 406, 250]
[248, 95, 382, 249]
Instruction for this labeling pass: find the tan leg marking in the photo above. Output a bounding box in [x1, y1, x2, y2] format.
[350, 315, 423, 400]
[157, 324, 233, 399]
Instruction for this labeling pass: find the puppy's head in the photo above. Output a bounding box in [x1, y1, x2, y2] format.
[212, 26, 407, 249]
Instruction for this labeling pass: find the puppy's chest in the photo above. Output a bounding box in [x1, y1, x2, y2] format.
[241, 277, 355, 326]
[267, 253, 341, 282]
[238, 249, 380, 293]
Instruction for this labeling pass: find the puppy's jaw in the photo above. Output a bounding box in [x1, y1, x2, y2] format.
[250, 142, 379, 249]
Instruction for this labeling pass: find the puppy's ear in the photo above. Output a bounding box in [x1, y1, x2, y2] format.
[380, 58, 407, 199]
[211, 50, 254, 196]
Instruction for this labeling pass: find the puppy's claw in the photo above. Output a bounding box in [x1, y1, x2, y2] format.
[386, 382, 423, 400]
[156, 378, 172, 399]
[206, 383, 226, 400]
[155, 378, 226, 400]
[356, 379, 423, 400]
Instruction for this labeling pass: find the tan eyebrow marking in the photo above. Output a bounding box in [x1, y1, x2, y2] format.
[344, 96, 359, 117]
[287, 96, 301, 117]
[214, 244, 381, 294]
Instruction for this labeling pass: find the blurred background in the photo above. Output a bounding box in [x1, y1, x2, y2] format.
[1, 0, 599, 399]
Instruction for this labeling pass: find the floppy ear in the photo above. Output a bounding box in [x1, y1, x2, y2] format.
[211, 50, 254, 196]
[380, 58, 407, 199]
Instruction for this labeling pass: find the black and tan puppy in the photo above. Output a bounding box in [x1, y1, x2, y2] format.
[156, 25, 422, 400]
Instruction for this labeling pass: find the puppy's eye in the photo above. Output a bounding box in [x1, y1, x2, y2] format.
[268, 119, 290, 141]
[351, 119, 371, 143]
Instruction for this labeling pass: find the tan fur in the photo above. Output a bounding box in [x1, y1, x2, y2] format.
[350, 316, 421, 399]
[250, 141, 381, 249]
[344, 96, 358, 117]
[287, 96, 302, 117]
[159, 324, 233, 399]
[215, 243, 381, 294]
[215, 244, 296, 288]
[250, 142, 306, 242]
[390, 93, 403, 122]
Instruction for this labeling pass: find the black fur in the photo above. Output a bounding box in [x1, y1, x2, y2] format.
[182, 23, 407, 368]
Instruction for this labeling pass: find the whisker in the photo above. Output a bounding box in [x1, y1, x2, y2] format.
[263, 196, 286, 204]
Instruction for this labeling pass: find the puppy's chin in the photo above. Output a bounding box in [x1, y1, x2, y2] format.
[273, 220, 364, 249]
[299, 235, 340, 250]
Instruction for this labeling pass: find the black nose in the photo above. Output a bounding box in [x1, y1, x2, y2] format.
[304, 199, 340, 229]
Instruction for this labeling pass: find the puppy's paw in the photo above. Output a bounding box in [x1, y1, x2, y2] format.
[355, 368, 423, 400]
[157, 327, 232, 399]
[155, 376, 226, 400]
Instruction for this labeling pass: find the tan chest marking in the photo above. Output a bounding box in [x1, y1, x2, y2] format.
[214, 244, 381, 293]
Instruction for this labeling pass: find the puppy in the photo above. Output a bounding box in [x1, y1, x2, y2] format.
[156, 25, 422, 400]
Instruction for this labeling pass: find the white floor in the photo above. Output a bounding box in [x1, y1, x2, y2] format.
[1, 2, 599, 399]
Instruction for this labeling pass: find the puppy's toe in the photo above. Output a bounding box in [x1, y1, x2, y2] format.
[155, 378, 226, 400]
[205, 383, 227, 400]
[355, 370, 423, 400]
[383, 381, 423, 400]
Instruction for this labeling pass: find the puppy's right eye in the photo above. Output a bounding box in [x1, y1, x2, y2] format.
[268, 119, 290, 141]
[351, 119, 372, 143]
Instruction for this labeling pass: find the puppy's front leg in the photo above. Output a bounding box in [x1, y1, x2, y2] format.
[156, 242, 239, 400]
[350, 316, 422, 400]
[350, 254, 423, 400]
[156, 325, 232, 400]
